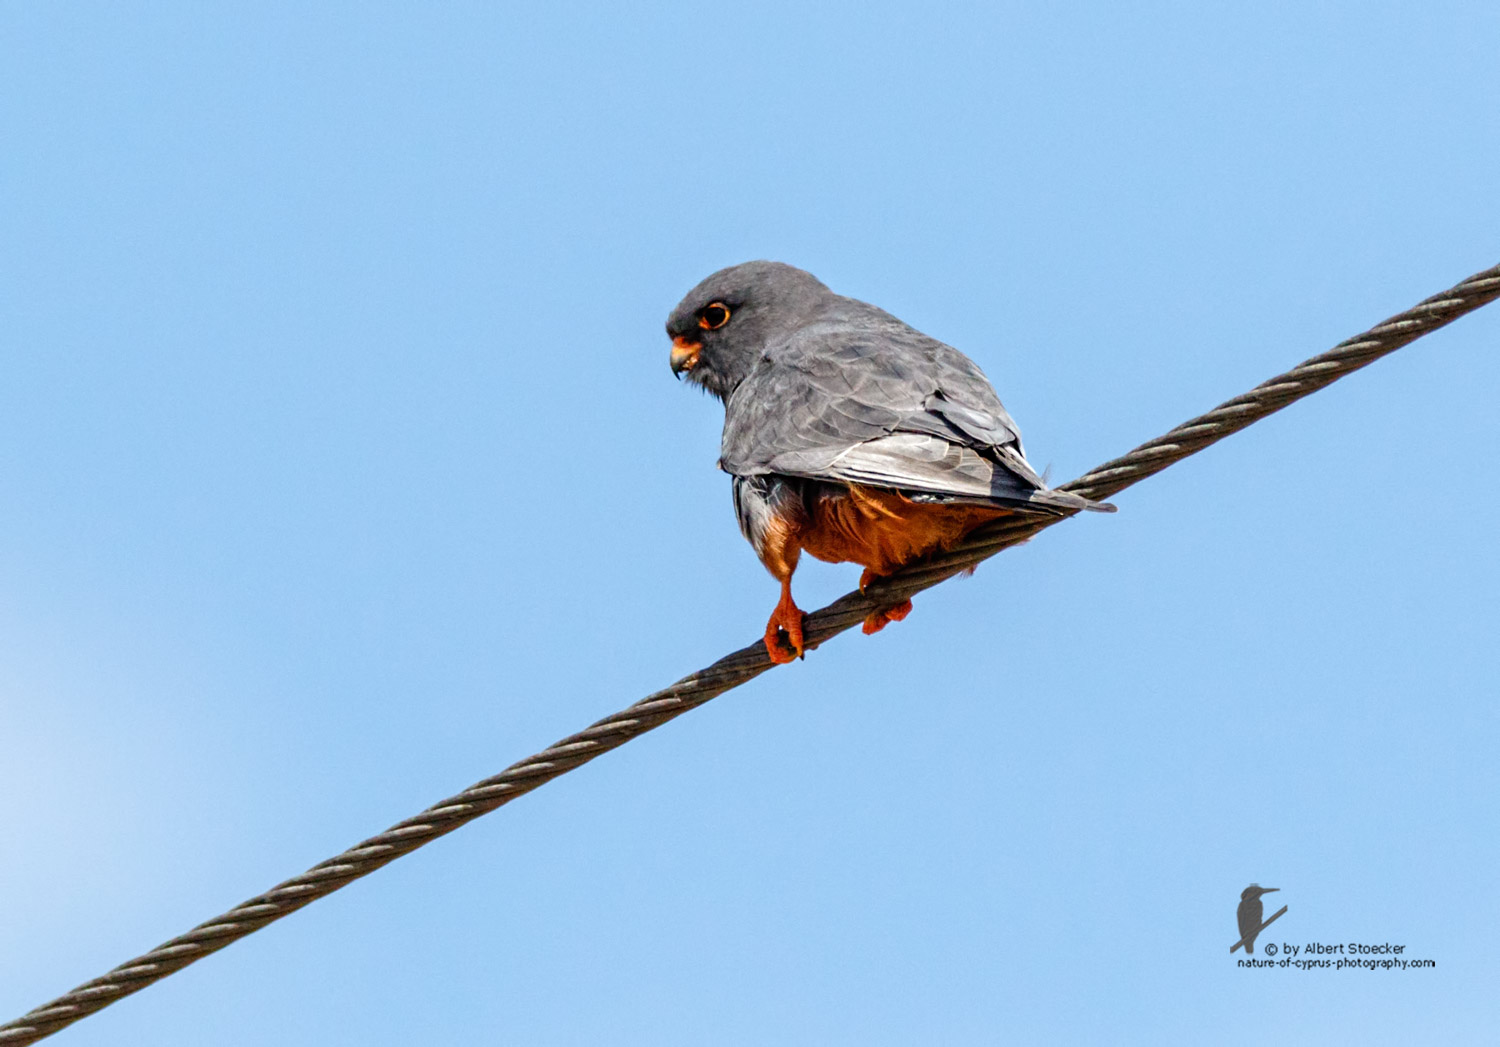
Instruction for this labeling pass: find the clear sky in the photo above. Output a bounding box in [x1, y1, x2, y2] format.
[3, 3, 1498, 1044]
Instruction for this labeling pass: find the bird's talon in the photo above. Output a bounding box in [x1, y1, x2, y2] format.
[765, 592, 806, 664]
[862, 599, 913, 635]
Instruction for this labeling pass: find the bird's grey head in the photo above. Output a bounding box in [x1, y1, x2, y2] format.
[1241, 884, 1279, 901]
[665, 261, 835, 400]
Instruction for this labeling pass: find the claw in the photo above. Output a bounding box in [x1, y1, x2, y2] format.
[862, 598, 913, 635]
[859, 567, 911, 633]
[764, 579, 805, 663]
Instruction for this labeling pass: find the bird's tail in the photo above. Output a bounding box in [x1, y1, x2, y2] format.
[1023, 486, 1117, 515]
[918, 485, 1117, 516]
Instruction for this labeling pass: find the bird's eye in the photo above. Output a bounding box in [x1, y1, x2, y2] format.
[698, 303, 731, 330]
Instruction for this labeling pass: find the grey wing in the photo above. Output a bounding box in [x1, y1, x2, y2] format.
[722, 317, 1103, 514]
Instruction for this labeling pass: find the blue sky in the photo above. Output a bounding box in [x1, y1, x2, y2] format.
[3, 2, 1497, 1044]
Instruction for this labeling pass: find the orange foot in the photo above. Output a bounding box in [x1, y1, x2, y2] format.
[858, 568, 912, 634]
[764, 580, 805, 664]
[862, 598, 913, 635]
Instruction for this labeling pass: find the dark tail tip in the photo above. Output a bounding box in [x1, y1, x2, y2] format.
[1050, 486, 1122, 513]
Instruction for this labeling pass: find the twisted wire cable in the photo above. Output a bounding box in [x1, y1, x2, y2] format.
[3, 262, 1497, 1045]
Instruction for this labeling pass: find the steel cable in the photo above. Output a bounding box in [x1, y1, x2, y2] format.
[3, 261, 1496, 1045]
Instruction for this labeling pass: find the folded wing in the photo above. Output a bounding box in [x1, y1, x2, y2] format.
[721, 316, 1108, 515]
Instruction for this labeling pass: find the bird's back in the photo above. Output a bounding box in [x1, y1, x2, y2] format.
[1237, 898, 1264, 951]
[720, 299, 1102, 514]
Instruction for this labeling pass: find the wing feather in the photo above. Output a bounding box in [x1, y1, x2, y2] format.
[719, 314, 1107, 513]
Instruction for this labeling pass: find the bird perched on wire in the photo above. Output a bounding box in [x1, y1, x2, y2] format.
[667, 261, 1113, 663]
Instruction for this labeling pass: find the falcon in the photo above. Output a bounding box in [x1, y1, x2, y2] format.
[667, 261, 1112, 663]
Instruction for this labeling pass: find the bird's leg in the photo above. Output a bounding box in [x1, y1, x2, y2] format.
[755, 504, 807, 664]
[764, 576, 805, 663]
[858, 567, 913, 634]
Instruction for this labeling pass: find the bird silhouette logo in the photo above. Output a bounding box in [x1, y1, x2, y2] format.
[1231, 884, 1287, 954]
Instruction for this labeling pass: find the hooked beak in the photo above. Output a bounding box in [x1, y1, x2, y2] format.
[670, 336, 701, 378]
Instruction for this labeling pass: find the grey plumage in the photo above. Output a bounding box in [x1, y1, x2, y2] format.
[731, 474, 806, 559]
[668, 261, 1112, 517]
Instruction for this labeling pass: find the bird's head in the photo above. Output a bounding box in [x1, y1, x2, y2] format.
[665, 261, 834, 400]
[1241, 884, 1279, 901]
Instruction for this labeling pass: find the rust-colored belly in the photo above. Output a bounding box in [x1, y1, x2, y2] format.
[798, 484, 1010, 577]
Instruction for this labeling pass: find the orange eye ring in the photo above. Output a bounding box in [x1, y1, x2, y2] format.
[698, 302, 731, 330]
